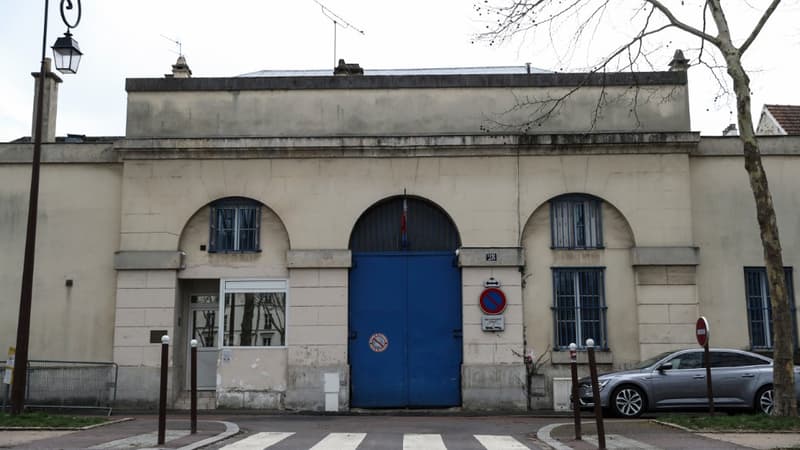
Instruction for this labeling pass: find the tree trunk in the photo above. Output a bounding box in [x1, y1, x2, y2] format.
[718, 41, 797, 417]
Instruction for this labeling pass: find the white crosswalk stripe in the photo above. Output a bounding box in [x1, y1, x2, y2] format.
[217, 431, 536, 450]
[475, 434, 530, 449]
[403, 433, 448, 450]
[309, 432, 367, 449]
[219, 431, 294, 449]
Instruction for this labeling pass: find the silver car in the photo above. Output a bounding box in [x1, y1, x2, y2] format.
[578, 348, 800, 417]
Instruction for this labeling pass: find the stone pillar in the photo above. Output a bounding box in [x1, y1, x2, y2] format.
[112, 251, 183, 407]
[458, 248, 527, 411]
[284, 250, 351, 411]
[31, 58, 62, 143]
[632, 247, 700, 359]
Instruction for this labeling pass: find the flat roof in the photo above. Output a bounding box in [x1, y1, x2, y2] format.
[238, 65, 553, 77]
[126, 71, 686, 93]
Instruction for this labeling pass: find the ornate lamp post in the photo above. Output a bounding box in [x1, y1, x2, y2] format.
[10, 0, 82, 416]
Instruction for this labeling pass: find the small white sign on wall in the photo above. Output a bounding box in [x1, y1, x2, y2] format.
[481, 315, 505, 332]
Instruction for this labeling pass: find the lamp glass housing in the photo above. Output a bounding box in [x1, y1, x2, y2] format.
[52, 32, 82, 74]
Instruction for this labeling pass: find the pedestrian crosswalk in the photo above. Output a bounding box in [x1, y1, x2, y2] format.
[218, 432, 537, 449]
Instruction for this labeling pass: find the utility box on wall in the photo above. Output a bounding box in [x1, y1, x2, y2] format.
[552, 377, 572, 411]
[324, 372, 339, 412]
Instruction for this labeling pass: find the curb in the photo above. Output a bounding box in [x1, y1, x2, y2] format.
[0, 417, 134, 431]
[650, 419, 694, 432]
[176, 421, 239, 450]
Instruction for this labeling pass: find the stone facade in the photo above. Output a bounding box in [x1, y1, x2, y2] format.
[2, 66, 799, 412]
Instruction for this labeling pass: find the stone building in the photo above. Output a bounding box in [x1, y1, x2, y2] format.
[1, 55, 798, 411]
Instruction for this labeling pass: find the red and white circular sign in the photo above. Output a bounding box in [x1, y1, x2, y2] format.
[368, 333, 389, 352]
[696, 316, 710, 347]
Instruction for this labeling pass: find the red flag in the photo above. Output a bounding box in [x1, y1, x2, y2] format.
[400, 197, 408, 249]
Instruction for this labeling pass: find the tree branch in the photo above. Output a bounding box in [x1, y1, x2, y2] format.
[739, 0, 782, 55]
[644, 0, 721, 45]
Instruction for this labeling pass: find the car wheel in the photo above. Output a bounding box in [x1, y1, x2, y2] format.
[755, 385, 774, 415]
[612, 385, 646, 418]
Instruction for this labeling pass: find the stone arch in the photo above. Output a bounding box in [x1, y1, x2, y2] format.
[349, 195, 461, 252]
[520, 192, 640, 368]
[178, 196, 291, 279]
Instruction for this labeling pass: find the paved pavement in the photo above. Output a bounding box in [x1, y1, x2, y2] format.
[1, 413, 799, 449]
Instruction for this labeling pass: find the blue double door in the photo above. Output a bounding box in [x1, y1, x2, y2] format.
[349, 252, 462, 408]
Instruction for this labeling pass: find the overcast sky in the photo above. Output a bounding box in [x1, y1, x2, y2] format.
[1, 0, 799, 141]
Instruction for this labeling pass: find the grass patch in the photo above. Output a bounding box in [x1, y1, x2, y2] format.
[658, 413, 800, 432]
[0, 412, 108, 428]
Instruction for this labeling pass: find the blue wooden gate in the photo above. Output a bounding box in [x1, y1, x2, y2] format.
[349, 251, 462, 407]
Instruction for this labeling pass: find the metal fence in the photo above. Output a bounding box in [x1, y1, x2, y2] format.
[23, 360, 118, 416]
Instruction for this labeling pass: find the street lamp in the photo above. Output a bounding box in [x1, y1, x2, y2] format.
[10, 0, 82, 416]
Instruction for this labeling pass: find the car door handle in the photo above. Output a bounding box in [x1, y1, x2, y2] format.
[742, 373, 755, 378]
[349, 331, 357, 340]
[453, 329, 462, 338]
[693, 375, 705, 379]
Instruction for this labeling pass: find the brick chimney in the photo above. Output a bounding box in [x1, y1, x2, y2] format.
[334, 59, 364, 76]
[31, 58, 62, 143]
[168, 55, 192, 78]
[669, 50, 690, 72]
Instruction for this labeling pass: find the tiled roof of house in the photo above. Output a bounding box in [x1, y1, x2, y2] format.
[765, 104, 800, 135]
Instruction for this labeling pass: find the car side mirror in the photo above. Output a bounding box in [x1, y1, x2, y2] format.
[658, 363, 673, 372]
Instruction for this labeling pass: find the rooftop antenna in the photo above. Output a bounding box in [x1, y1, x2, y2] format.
[312, 0, 365, 68]
[160, 34, 183, 57]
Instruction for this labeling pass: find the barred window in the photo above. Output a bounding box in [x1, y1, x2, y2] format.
[550, 195, 603, 249]
[552, 268, 607, 349]
[209, 198, 261, 252]
[744, 267, 797, 349]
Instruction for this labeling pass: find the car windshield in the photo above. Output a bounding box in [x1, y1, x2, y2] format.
[632, 351, 674, 370]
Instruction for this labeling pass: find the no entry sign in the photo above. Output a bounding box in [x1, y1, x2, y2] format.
[696, 316, 710, 347]
[479, 288, 507, 315]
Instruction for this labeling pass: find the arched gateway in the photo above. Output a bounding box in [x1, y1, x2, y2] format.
[348, 196, 462, 407]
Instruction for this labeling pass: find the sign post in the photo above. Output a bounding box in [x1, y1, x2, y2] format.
[696, 316, 714, 415]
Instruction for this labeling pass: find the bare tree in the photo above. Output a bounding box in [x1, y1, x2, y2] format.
[476, 0, 796, 416]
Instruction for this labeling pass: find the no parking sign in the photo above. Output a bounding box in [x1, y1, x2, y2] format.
[479, 288, 507, 332]
[479, 288, 507, 315]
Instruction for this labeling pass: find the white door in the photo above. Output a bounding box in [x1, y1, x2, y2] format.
[188, 295, 219, 390]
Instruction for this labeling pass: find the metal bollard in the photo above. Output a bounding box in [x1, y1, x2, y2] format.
[190, 339, 198, 434]
[569, 343, 581, 440]
[158, 335, 170, 446]
[587, 338, 606, 450]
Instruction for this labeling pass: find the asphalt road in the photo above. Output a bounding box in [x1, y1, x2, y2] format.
[2, 414, 765, 449]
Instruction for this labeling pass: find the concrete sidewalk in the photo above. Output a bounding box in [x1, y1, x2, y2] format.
[0, 416, 238, 449]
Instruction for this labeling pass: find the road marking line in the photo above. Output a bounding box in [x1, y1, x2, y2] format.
[475, 434, 530, 449]
[219, 431, 294, 449]
[404, 433, 447, 450]
[309, 432, 367, 449]
[90, 430, 190, 448]
[583, 434, 661, 449]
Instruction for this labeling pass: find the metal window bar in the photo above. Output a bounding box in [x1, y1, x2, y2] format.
[22, 360, 118, 416]
[551, 197, 603, 249]
[552, 268, 607, 349]
[744, 267, 798, 349]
